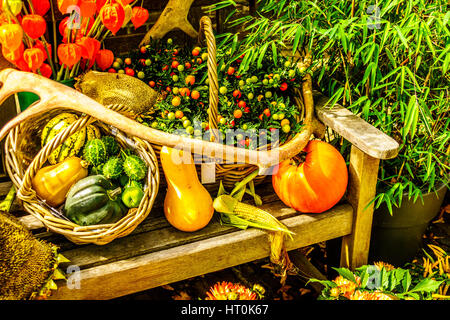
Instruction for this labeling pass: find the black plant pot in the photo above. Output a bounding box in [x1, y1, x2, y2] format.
[369, 183, 448, 267]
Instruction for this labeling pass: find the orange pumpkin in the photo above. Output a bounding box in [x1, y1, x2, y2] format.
[272, 140, 348, 213]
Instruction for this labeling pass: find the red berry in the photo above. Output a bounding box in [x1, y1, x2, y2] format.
[263, 108, 271, 117]
[108, 68, 117, 73]
[162, 65, 169, 71]
[238, 100, 246, 109]
[232, 90, 242, 99]
[140, 46, 146, 54]
[244, 106, 250, 113]
[125, 68, 135, 76]
[185, 62, 191, 69]
[192, 48, 200, 56]
[172, 60, 179, 68]
[124, 57, 132, 65]
[191, 90, 200, 100]
[149, 80, 156, 87]
[280, 82, 288, 91]
[227, 66, 235, 75]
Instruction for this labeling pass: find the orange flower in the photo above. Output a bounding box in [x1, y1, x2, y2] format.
[205, 282, 258, 300]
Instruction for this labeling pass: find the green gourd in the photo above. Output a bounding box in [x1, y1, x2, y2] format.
[101, 136, 120, 157]
[83, 138, 107, 166]
[123, 154, 147, 181]
[64, 175, 127, 226]
[102, 157, 123, 179]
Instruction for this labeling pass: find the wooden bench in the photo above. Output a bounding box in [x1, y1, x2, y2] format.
[1, 92, 399, 300]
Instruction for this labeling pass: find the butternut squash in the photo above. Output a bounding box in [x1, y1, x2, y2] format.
[31, 156, 89, 207]
[160, 146, 214, 232]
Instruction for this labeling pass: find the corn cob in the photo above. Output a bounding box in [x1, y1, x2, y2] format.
[213, 194, 294, 236]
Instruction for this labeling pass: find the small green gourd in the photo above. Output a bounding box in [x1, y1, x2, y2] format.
[123, 153, 147, 181]
[102, 157, 124, 179]
[101, 136, 120, 157]
[83, 138, 107, 166]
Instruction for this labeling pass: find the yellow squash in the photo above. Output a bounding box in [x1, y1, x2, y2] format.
[160, 146, 214, 232]
[31, 156, 89, 207]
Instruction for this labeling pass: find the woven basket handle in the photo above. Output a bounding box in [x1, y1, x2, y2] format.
[198, 16, 219, 142]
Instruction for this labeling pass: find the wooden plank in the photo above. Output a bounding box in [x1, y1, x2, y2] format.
[314, 91, 399, 160]
[50, 203, 352, 300]
[340, 146, 380, 269]
[58, 199, 300, 270]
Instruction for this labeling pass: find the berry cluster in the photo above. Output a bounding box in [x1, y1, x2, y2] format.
[109, 38, 305, 149]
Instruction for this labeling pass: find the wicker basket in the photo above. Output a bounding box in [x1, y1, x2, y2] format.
[150, 16, 306, 192]
[3, 104, 159, 245]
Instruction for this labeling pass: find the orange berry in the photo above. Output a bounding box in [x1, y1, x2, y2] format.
[191, 90, 200, 100]
[175, 110, 184, 119]
[172, 96, 181, 107]
[233, 109, 243, 119]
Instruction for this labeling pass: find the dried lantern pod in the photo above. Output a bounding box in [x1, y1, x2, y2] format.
[31, 0, 50, 16]
[99, 1, 125, 35]
[38, 63, 52, 78]
[1, 41, 24, 63]
[95, 49, 114, 71]
[57, 43, 82, 68]
[0, 23, 23, 51]
[57, 0, 78, 14]
[3, 0, 23, 16]
[21, 14, 47, 39]
[131, 6, 149, 29]
[79, 0, 96, 18]
[23, 47, 45, 71]
[76, 36, 100, 61]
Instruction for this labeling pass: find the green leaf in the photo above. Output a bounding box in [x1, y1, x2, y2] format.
[409, 278, 443, 293]
[332, 267, 357, 284]
[402, 271, 411, 292]
[292, 25, 303, 55]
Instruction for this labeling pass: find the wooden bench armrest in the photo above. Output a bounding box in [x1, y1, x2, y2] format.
[313, 91, 399, 160]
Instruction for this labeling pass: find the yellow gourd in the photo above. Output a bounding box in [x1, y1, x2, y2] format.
[31, 156, 89, 207]
[160, 146, 214, 232]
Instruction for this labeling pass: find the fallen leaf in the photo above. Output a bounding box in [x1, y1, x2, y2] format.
[172, 291, 192, 300]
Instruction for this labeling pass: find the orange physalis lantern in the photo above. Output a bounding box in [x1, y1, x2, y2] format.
[99, 1, 124, 35]
[2, 41, 24, 63]
[0, 23, 23, 51]
[57, 0, 78, 14]
[95, 49, 114, 71]
[39, 63, 52, 78]
[57, 43, 82, 68]
[96, 0, 107, 13]
[4, 0, 23, 16]
[79, 0, 96, 18]
[34, 39, 52, 61]
[31, 0, 50, 16]
[76, 36, 100, 61]
[21, 14, 47, 39]
[15, 56, 30, 71]
[23, 47, 45, 71]
[131, 6, 149, 29]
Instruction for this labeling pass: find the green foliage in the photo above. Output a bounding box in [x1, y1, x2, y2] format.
[310, 264, 443, 300]
[209, 0, 450, 212]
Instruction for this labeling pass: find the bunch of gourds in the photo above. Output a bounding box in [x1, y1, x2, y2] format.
[32, 112, 148, 226]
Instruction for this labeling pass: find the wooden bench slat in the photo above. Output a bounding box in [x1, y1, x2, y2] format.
[50, 203, 353, 300]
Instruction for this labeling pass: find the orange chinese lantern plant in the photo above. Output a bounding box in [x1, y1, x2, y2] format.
[2, 41, 23, 63]
[95, 49, 114, 70]
[33, 39, 51, 61]
[57, 0, 78, 14]
[23, 47, 45, 71]
[31, 0, 50, 16]
[96, 0, 107, 13]
[57, 43, 82, 68]
[131, 6, 148, 29]
[21, 14, 47, 39]
[272, 140, 348, 213]
[100, 1, 125, 35]
[79, 0, 96, 18]
[0, 23, 23, 51]
[39, 63, 52, 78]
[76, 36, 100, 61]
